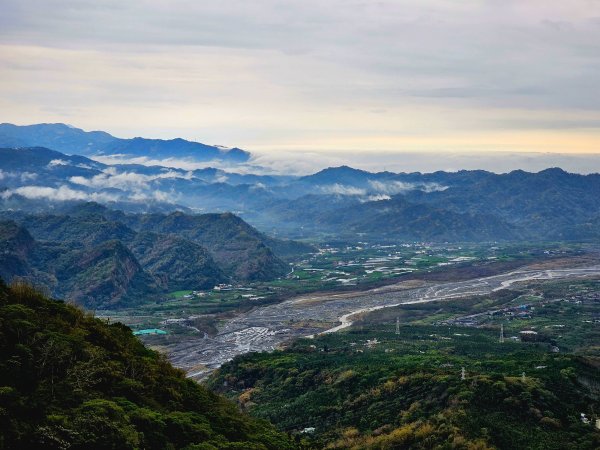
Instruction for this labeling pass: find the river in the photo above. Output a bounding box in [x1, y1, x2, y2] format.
[163, 263, 600, 379]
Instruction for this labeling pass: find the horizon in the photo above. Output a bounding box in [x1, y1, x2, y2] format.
[2, 1, 600, 158]
[4, 121, 600, 175]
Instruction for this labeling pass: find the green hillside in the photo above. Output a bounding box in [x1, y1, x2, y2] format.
[211, 329, 600, 449]
[0, 281, 294, 449]
[0, 205, 315, 309]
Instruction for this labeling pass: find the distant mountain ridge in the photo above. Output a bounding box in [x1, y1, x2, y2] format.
[1, 146, 600, 243]
[0, 123, 250, 162]
[253, 165, 600, 241]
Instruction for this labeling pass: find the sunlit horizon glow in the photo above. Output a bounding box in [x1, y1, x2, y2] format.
[1, 1, 600, 158]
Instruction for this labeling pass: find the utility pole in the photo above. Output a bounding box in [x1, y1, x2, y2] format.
[522, 372, 526, 382]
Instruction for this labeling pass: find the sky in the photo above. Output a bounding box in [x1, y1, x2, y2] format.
[2, 0, 600, 166]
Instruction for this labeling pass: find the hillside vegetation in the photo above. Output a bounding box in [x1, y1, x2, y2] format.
[211, 328, 600, 449]
[0, 281, 294, 449]
[0, 204, 313, 309]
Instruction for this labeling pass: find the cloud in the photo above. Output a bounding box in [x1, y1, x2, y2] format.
[1, 183, 177, 204]
[47, 159, 95, 170]
[20, 172, 38, 182]
[129, 190, 174, 203]
[63, 167, 185, 204]
[1, 185, 119, 202]
[2, 1, 600, 154]
[249, 182, 268, 192]
[362, 194, 391, 202]
[47, 159, 69, 167]
[249, 149, 600, 175]
[320, 184, 367, 196]
[317, 179, 446, 199]
[90, 154, 271, 175]
[91, 155, 239, 171]
[92, 148, 600, 176]
[69, 167, 193, 190]
[368, 180, 447, 194]
[0, 170, 38, 182]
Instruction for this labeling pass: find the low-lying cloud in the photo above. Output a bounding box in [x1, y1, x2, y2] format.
[1, 185, 119, 202]
[0, 169, 38, 182]
[91, 149, 600, 177]
[1, 184, 176, 204]
[320, 184, 367, 196]
[362, 194, 391, 202]
[319, 180, 447, 198]
[47, 159, 97, 170]
[91, 154, 247, 172]
[90, 154, 298, 176]
[249, 150, 600, 176]
[47, 159, 69, 167]
[69, 167, 193, 190]
[129, 190, 173, 203]
[368, 180, 447, 194]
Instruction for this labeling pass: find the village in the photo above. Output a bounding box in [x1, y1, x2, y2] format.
[435, 281, 600, 353]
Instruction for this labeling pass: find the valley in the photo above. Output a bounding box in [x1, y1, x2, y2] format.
[4, 1, 600, 446]
[117, 246, 600, 379]
[1, 128, 600, 449]
[209, 260, 600, 449]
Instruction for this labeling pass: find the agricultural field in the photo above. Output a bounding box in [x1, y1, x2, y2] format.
[361, 278, 600, 355]
[97, 247, 598, 382]
[280, 241, 576, 288]
[98, 241, 582, 338]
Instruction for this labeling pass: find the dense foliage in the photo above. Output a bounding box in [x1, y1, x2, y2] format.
[0, 281, 294, 449]
[210, 325, 600, 449]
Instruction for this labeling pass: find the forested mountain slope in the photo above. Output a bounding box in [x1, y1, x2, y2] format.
[0, 205, 313, 309]
[0, 281, 294, 449]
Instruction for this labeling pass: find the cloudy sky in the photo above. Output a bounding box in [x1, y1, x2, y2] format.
[2, 0, 600, 165]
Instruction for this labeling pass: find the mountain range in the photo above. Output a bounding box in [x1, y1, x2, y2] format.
[0, 123, 250, 162]
[2, 145, 600, 243]
[1, 123, 599, 449]
[1, 123, 600, 245]
[0, 204, 313, 309]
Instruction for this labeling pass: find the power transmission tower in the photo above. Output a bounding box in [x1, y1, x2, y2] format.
[395, 316, 400, 335]
[499, 323, 504, 343]
[461, 367, 466, 380]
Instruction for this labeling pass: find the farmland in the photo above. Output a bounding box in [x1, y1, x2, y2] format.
[98, 241, 580, 336]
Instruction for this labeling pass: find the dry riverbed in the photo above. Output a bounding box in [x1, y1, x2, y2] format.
[147, 261, 600, 380]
